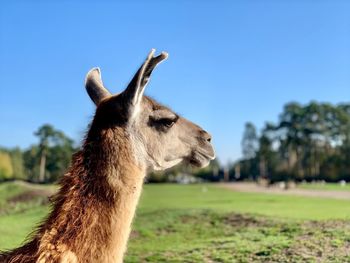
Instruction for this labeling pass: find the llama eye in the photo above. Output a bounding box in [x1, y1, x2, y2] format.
[157, 118, 176, 128]
[149, 114, 179, 130]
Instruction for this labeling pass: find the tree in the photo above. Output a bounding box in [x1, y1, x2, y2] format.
[45, 131, 75, 182]
[23, 145, 40, 182]
[8, 147, 25, 180]
[240, 122, 259, 180]
[29, 124, 76, 183]
[34, 125, 57, 182]
[257, 123, 278, 179]
[0, 151, 14, 180]
[241, 122, 258, 159]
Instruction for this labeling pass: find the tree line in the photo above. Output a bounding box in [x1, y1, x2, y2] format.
[3, 101, 348, 184]
[0, 124, 76, 183]
[236, 101, 350, 182]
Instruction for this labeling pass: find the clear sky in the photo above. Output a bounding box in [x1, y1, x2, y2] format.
[0, 0, 349, 165]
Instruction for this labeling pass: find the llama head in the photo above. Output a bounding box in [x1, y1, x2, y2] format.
[85, 49, 215, 171]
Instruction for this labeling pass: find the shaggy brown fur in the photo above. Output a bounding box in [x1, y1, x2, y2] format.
[0, 113, 146, 263]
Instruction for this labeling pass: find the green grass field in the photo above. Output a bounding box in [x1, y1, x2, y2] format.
[298, 182, 350, 191]
[1, 182, 350, 262]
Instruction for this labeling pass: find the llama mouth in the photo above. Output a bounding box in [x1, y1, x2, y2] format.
[188, 151, 215, 168]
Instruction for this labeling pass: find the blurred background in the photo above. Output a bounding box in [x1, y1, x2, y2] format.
[1, 1, 350, 262]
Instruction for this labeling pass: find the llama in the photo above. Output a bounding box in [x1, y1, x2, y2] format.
[0, 49, 215, 263]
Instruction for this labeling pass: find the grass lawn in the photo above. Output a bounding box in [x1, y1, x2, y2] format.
[298, 182, 350, 191]
[1, 182, 350, 262]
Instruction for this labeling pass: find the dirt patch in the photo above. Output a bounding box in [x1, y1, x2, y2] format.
[281, 231, 350, 262]
[251, 220, 350, 262]
[179, 211, 273, 229]
[224, 213, 273, 228]
[304, 220, 350, 231]
[129, 230, 140, 240]
[8, 190, 52, 204]
[157, 226, 177, 235]
[1, 187, 54, 215]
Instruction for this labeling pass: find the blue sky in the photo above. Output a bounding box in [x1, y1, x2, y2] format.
[0, 1, 349, 165]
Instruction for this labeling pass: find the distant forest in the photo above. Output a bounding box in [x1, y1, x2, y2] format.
[237, 101, 350, 183]
[1, 101, 350, 183]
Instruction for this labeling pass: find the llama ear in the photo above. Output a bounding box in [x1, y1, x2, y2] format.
[85, 67, 112, 106]
[122, 49, 168, 117]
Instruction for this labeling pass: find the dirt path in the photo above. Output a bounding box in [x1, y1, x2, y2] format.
[219, 182, 350, 200]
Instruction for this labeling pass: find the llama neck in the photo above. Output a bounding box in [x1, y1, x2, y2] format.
[35, 128, 146, 263]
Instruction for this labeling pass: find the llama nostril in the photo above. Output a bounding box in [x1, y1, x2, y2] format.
[200, 130, 212, 143]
